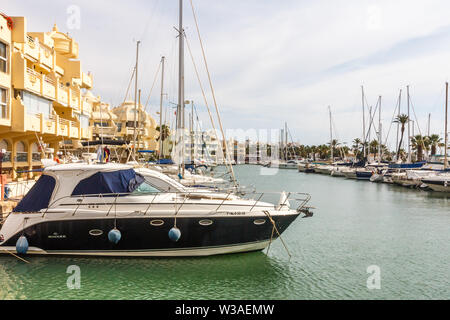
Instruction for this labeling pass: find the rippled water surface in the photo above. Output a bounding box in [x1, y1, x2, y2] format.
[0, 165, 449, 299]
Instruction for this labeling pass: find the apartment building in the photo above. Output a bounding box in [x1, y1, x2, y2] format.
[0, 14, 94, 178]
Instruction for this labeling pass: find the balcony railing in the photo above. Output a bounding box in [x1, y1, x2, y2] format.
[26, 67, 42, 93]
[39, 44, 53, 68]
[32, 152, 41, 162]
[25, 36, 39, 60]
[57, 83, 69, 105]
[0, 152, 11, 162]
[15, 152, 28, 163]
[42, 76, 56, 99]
[70, 88, 80, 110]
[26, 35, 36, 48]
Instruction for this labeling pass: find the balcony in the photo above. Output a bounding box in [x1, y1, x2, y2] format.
[25, 68, 42, 94]
[24, 36, 40, 61]
[39, 44, 53, 69]
[69, 120, 80, 138]
[70, 88, 80, 110]
[81, 128, 91, 139]
[81, 72, 93, 89]
[42, 76, 56, 100]
[58, 117, 70, 136]
[1, 152, 12, 163]
[56, 83, 69, 105]
[81, 98, 93, 114]
[43, 115, 57, 135]
[15, 152, 28, 163]
[92, 125, 116, 138]
[54, 37, 79, 58]
[25, 113, 42, 132]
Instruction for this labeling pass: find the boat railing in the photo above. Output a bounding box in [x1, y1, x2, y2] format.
[42, 190, 311, 217]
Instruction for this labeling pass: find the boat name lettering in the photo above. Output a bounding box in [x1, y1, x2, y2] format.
[48, 232, 67, 239]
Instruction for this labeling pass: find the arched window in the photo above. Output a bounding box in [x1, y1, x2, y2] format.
[0, 139, 11, 162]
[16, 141, 26, 152]
[16, 141, 28, 162]
[0, 139, 9, 151]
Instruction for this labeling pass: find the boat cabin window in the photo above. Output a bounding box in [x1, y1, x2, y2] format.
[142, 176, 184, 192]
[13, 174, 56, 212]
[132, 182, 162, 195]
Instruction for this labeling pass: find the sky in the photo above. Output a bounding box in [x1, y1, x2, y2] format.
[2, 0, 450, 148]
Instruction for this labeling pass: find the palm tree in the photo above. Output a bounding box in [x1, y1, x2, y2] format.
[428, 134, 442, 156]
[393, 114, 409, 159]
[310, 145, 318, 161]
[411, 135, 426, 162]
[318, 144, 329, 160]
[156, 124, 171, 142]
[369, 139, 379, 157]
[328, 139, 340, 160]
[352, 138, 362, 159]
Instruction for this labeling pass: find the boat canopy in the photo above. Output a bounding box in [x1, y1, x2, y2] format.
[388, 162, 426, 169]
[137, 150, 155, 153]
[13, 175, 56, 212]
[72, 169, 144, 196]
[156, 159, 174, 165]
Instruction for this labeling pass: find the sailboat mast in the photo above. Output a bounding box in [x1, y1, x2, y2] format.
[285, 122, 288, 161]
[329, 106, 333, 162]
[396, 89, 401, 161]
[177, 0, 185, 174]
[361, 86, 366, 158]
[133, 40, 140, 161]
[407, 85, 411, 163]
[378, 96, 382, 164]
[191, 101, 194, 163]
[445, 82, 448, 169]
[159, 56, 165, 160]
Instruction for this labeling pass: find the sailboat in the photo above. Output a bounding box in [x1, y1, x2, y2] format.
[271, 123, 300, 169]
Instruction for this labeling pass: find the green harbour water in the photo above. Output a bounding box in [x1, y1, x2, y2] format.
[0, 165, 449, 300]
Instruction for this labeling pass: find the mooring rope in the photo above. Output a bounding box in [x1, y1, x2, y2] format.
[1, 248, 30, 264]
[263, 210, 292, 258]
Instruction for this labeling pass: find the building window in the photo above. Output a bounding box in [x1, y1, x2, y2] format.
[20, 91, 52, 118]
[0, 87, 7, 118]
[94, 121, 108, 127]
[79, 114, 89, 129]
[0, 42, 7, 73]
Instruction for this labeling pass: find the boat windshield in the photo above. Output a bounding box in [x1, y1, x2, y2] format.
[132, 182, 162, 195]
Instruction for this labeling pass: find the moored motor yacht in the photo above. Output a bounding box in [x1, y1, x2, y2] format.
[0, 163, 311, 257]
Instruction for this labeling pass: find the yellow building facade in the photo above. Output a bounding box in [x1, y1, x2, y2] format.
[0, 14, 93, 178]
[0, 14, 161, 176]
[112, 101, 159, 150]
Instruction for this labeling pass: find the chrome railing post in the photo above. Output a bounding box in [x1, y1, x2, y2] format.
[249, 193, 264, 212]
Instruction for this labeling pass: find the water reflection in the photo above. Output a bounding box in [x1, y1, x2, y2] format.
[0, 251, 294, 300]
